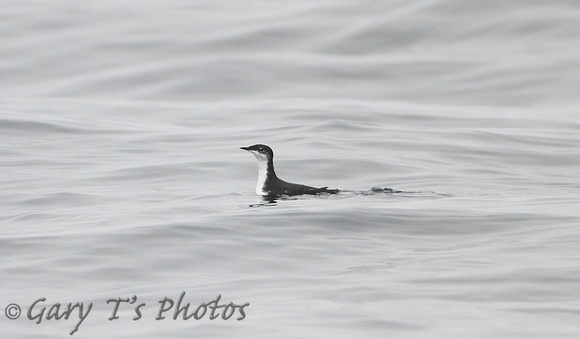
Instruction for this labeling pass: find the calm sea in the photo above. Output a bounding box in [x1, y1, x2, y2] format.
[1, 1, 579, 338]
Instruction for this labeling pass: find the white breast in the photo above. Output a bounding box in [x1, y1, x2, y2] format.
[250, 151, 269, 196]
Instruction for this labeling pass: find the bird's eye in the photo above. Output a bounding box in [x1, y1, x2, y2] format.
[258, 148, 264, 153]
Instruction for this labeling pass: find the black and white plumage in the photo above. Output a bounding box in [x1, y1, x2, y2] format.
[241, 144, 339, 198]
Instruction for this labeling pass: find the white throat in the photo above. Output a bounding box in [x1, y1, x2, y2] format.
[249, 151, 269, 195]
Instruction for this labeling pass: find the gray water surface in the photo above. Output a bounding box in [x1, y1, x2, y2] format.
[1, 1, 579, 338]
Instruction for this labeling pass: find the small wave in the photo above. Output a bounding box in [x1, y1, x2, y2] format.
[248, 186, 451, 206]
